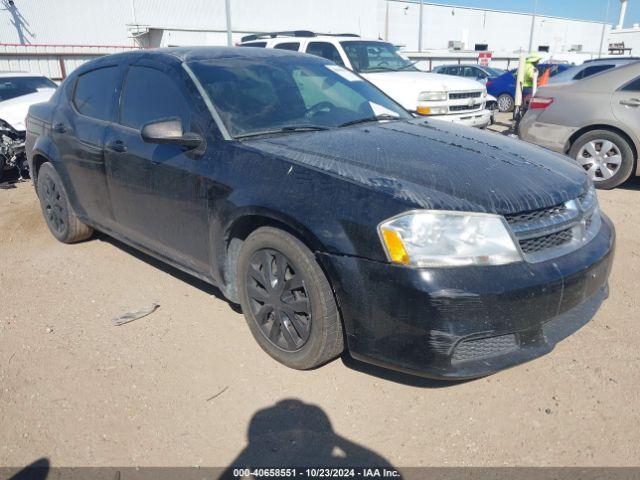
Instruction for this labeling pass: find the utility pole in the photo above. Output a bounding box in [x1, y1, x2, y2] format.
[225, 0, 233, 47]
[418, 0, 423, 52]
[527, 0, 538, 53]
[599, 0, 611, 58]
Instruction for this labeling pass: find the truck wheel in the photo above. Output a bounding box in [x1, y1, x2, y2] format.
[237, 227, 344, 370]
[569, 130, 634, 190]
[36, 162, 93, 243]
[497, 93, 514, 112]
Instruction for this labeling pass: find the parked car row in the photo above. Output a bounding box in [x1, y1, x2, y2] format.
[24, 46, 614, 379]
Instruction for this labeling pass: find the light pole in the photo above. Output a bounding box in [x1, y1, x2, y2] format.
[418, 0, 424, 52]
[225, 0, 233, 47]
[599, 0, 612, 58]
[527, 0, 538, 53]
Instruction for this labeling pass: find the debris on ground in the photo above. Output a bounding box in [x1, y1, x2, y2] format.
[206, 386, 229, 402]
[111, 303, 160, 326]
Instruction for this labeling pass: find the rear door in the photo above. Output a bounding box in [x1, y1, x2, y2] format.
[104, 62, 211, 273]
[612, 76, 640, 134]
[51, 65, 120, 227]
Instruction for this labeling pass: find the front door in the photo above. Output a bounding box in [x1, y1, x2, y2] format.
[104, 63, 211, 274]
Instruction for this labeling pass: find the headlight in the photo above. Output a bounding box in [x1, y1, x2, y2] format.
[378, 210, 521, 267]
[418, 91, 447, 101]
[417, 106, 448, 115]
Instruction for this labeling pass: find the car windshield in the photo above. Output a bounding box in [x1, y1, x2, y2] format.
[340, 41, 418, 73]
[189, 55, 410, 138]
[0, 76, 57, 102]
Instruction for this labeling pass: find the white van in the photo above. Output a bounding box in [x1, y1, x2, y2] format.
[239, 31, 492, 128]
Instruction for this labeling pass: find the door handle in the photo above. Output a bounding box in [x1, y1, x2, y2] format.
[106, 140, 127, 153]
[52, 122, 67, 133]
[620, 98, 640, 107]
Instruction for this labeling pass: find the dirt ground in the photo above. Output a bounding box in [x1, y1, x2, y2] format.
[1, 154, 639, 470]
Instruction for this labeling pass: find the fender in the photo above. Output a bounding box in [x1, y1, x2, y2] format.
[29, 135, 61, 182]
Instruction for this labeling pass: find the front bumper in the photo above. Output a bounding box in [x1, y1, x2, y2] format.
[318, 214, 615, 379]
[428, 109, 492, 129]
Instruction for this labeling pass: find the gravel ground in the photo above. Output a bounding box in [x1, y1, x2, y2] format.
[1, 154, 639, 470]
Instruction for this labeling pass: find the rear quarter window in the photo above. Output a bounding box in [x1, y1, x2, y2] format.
[73, 66, 118, 121]
[239, 42, 267, 48]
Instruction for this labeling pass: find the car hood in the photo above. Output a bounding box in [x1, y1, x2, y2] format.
[246, 119, 587, 214]
[0, 88, 56, 130]
[360, 71, 485, 110]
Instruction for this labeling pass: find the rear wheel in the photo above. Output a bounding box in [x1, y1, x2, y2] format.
[237, 227, 344, 370]
[569, 130, 634, 190]
[36, 162, 93, 243]
[497, 93, 514, 112]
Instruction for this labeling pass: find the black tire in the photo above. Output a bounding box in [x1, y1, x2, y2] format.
[497, 93, 514, 112]
[0, 155, 5, 183]
[36, 162, 93, 243]
[569, 129, 635, 190]
[237, 227, 344, 370]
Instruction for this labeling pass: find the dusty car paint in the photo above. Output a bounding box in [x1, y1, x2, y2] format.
[26, 48, 614, 378]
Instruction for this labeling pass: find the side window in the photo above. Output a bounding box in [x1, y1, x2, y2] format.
[580, 64, 615, 79]
[463, 66, 476, 77]
[621, 77, 640, 92]
[274, 42, 300, 51]
[120, 65, 191, 131]
[73, 66, 118, 121]
[306, 42, 345, 67]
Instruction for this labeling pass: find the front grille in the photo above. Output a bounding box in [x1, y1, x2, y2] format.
[449, 104, 480, 112]
[449, 91, 482, 100]
[519, 228, 573, 254]
[505, 204, 567, 225]
[453, 334, 518, 362]
[503, 188, 600, 262]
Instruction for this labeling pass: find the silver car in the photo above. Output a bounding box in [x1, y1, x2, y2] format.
[519, 61, 640, 189]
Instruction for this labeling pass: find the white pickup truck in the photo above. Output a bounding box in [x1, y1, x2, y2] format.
[239, 32, 491, 128]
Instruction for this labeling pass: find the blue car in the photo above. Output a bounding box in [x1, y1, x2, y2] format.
[487, 64, 571, 112]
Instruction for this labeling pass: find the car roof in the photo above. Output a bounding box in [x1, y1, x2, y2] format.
[72, 46, 310, 76]
[574, 60, 640, 90]
[243, 36, 387, 44]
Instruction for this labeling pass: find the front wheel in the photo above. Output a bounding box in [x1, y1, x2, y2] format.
[237, 227, 344, 370]
[569, 130, 635, 190]
[497, 93, 514, 112]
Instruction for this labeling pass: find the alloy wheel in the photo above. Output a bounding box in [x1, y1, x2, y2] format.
[497, 94, 513, 112]
[576, 139, 622, 182]
[246, 249, 311, 352]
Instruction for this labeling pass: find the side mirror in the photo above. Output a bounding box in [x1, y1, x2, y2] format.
[141, 117, 203, 149]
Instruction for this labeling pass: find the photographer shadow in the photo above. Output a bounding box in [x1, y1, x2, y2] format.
[221, 399, 399, 478]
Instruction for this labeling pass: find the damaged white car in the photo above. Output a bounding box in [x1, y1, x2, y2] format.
[0, 72, 57, 182]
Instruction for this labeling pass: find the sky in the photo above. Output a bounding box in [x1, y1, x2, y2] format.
[432, 1, 638, 26]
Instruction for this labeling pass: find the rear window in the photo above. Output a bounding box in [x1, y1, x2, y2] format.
[274, 42, 300, 51]
[73, 66, 118, 121]
[576, 64, 615, 80]
[0, 76, 57, 101]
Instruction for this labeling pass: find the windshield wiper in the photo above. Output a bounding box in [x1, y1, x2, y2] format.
[235, 125, 330, 139]
[339, 114, 401, 128]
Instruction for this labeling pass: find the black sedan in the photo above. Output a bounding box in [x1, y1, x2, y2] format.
[25, 47, 614, 379]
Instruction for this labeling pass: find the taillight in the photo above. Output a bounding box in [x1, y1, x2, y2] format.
[486, 80, 494, 87]
[529, 97, 554, 109]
